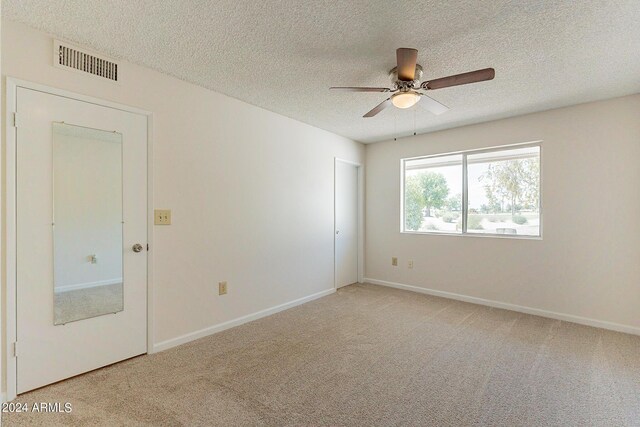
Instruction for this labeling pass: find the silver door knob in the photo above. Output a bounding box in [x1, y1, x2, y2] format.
[132, 243, 144, 253]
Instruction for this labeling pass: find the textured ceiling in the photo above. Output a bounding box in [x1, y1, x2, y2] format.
[3, 0, 640, 143]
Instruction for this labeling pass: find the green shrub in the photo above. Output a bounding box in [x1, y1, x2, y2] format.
[426, 223, 439, 231]
[441, 212, 459, 223]
[467, 215, 484, 230]
[512, 215, 528, 225]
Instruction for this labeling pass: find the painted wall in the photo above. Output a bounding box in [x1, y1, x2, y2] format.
[53, 127, 123, 291]
[365, 94, 640, 332]
[1, 19, 364, 375]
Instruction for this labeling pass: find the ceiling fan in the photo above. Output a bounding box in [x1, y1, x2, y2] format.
[330, 48, 495, 118]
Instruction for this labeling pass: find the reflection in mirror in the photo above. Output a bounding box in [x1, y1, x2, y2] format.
[53, 123, 124, 325]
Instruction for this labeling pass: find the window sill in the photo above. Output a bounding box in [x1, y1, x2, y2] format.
[400, 230, 542, 240]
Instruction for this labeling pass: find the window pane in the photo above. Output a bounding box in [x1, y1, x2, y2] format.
[466, 146, 540, 236]
[404, 154, 462, 233]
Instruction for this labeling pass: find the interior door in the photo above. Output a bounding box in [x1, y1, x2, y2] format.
[16, 87, 148, 393]
[335, 160, 359, 288]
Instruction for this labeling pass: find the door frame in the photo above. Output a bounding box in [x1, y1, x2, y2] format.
[333, 158, 364, 289]
[4, 78, 154, 401]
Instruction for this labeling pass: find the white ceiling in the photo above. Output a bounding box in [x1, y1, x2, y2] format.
[3, 0, 640, 143]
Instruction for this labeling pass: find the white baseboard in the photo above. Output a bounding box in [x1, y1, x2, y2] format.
[364, 278, 640, 336]
[152, 288, 336, 353]
[55, 278, 122, 293]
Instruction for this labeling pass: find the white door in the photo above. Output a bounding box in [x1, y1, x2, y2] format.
[16, 87, 148, 393]
[335, 161, 359, 288]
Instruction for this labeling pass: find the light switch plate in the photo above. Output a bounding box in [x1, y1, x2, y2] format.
[154, 209, 171, 225]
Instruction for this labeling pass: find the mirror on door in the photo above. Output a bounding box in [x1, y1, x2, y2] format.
[53, 122, 124, 325]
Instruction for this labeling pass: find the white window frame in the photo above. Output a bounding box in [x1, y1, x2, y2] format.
[400, 141, 543, 239]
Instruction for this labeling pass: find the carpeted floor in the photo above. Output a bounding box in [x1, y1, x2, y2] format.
[54, 283, 123, 325]
[4, 283, 640, 426]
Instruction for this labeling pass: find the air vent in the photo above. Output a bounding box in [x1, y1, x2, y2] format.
[53, 40, 119, 82]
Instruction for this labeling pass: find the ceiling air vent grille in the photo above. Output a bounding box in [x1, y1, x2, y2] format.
[54, 40, 119, 82]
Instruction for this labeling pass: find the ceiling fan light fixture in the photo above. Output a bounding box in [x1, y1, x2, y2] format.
[391, 91, 421, 109]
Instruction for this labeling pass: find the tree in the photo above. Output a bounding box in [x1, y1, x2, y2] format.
[444, 193, 462, 212]
[481, 158, 539, 216]
[404, 175, 425, 230]
[419, 172, 449, 217]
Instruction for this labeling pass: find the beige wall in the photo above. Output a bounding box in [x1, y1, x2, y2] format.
[1, 18, 364, 374]
[365, 94, 640, 331]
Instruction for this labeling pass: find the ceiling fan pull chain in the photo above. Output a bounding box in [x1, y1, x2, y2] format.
[394, 109, 398, 141]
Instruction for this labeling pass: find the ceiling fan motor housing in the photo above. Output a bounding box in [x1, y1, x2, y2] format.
[389, 64, 423, 89]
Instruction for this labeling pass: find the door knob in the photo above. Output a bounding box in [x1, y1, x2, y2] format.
[132, 243, 144, 253]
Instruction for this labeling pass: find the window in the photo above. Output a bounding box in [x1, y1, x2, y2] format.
[404, 154, 462, 233]
[402, 143, 541, 237]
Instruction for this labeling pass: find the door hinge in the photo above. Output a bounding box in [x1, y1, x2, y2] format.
[146, 244, 149, 251]
[13, 342, 18, 357]
[13, 112, 26, 128]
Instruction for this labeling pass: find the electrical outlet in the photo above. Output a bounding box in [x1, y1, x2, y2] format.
[392, 257, 398, 266]
[154, 209, 171, 225]
[408, 260, 414, 269]
[218, 281, 227, 295]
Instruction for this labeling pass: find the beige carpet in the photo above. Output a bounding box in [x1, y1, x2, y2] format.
[4, 283, 640, 426]
[54, 283, 123, 325]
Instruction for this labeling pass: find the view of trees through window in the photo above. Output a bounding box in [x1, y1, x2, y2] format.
[404, 154, 462, 233]
[403, 145, 540, 237]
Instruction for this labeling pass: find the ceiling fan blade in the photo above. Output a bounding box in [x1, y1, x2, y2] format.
[330, 87, 391, 92]
[419, 94, 449, 115]
[396, 48, 418, 81]
[363, 98, 391, 118]
[424, 68, 495, 90]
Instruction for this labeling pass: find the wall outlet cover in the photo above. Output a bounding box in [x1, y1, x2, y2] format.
[219, 281, 228, 295]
